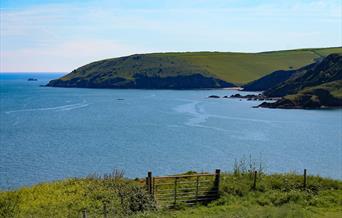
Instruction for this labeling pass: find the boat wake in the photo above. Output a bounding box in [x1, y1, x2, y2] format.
[174, 100, 209, 127]
[5, 101, 89, 114]
[174, 99, 271, 134]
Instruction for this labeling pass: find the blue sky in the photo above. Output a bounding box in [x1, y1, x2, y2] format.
[0, 0, 341, 72]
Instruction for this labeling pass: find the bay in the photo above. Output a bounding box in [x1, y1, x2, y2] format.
[0, 73, 341, 189]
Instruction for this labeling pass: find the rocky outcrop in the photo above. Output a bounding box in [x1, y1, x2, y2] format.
[258, 88, 342, 109]
[47, 73, 235, 89]
[132, 74, 234, 89]
[208, 95, 220, 98]
[229, 93, 279, 101]
[47, 76, 130, 88]
[264, 54, 342, 97]
[246, 53, 342, 109]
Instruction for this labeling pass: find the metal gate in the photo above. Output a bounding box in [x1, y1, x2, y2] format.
[146, 169, 220, 207]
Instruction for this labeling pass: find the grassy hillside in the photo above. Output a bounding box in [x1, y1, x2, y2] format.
[264, 53, 342, 98]
[155, 47, 342, 84]
[253, 53, 342, 109]
[282, 80, 342, 108]
[1, 170, 342, 218]
[47, 47, 342, 89]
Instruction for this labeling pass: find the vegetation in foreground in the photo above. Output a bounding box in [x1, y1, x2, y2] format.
[1, 166, 342, 218]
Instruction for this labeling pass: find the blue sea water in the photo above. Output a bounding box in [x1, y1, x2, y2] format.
[0, 73, 341, 189]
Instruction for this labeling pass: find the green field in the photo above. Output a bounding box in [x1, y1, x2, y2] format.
[151, 47, 342, 84]
[57, 47, 342, 86]
[1, 169, 342, 218]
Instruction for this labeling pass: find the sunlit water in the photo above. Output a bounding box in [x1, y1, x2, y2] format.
[1, 73, 341, 189]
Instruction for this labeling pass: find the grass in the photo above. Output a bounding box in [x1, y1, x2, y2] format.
[1, 169, 342, 218]
[134, 204, 342, 218]
[0, 171, 155, 218]
[154, 50, 317, 84]
[301, 80, 342, 99]
[135, 172, 342, 218]
[284, 80, 342, 106]
[59, 47, 342, 85]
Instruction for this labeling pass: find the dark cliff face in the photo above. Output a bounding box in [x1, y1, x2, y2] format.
[47, 73, 235, 89]
[47, 77, 132, 88]
[264, 54, 342, 97]
[242, 70, 296, 91]
[131, 74, 234, 89]
[244, 53, 342, 97]
[255, 54, 342, 109]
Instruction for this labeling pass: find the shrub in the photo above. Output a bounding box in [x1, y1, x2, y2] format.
[0, 191, 20, 218]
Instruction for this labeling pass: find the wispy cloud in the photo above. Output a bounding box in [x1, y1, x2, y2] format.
[1, 0, 341, 72]
[1, 39, 151, 72]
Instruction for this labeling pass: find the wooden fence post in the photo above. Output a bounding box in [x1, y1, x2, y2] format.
[153, 177, 155, 197]
[195, 176, 199, 202]
[174, 177, 178, 206]
[253, 171, 257, 190]
[303, 169, 307, 189]
[103, 203, 108, 218]
[82, 209, 87, 218]
[214, 169, 221, 196]
[147, 171, 152, 195]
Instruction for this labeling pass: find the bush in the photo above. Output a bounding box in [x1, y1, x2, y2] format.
[1, 169, 342, 218]
[0, 174, 156, 217]
[0, 191, 20, 218]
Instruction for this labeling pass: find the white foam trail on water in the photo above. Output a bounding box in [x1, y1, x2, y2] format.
[175, 100, 270, 125]
[174, 99, 272, 134]
[209, 114, 272, 124]
[5, 101, 89, 114]
[175, 101, 236, 133]
[174, 100, 208, 126]
[58, 103, 89, 111]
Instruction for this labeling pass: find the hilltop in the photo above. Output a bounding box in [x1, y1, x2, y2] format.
[46, 47, 342, 89]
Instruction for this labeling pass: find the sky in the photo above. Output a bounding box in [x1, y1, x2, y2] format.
[0, 0, 341, 72]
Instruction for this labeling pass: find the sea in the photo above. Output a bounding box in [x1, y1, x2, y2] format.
[0, 73, 341, 189]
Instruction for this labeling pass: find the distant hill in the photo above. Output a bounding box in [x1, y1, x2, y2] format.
[256, 53, 342, 109]
[47, 47, 342, 89]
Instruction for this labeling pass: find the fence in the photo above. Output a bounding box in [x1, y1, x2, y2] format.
[146, 169, 220, 207]
[80, 168, 310, 216]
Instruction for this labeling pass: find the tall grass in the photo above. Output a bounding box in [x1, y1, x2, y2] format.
[0, 170, 155, 217]
[1, 164, 342, 218]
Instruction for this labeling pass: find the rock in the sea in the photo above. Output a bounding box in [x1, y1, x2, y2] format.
[208, 95, 220, 98]
[229, 94, 265, 100]
[230, 93, 242, 98]
[257, 99, 295, 109]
